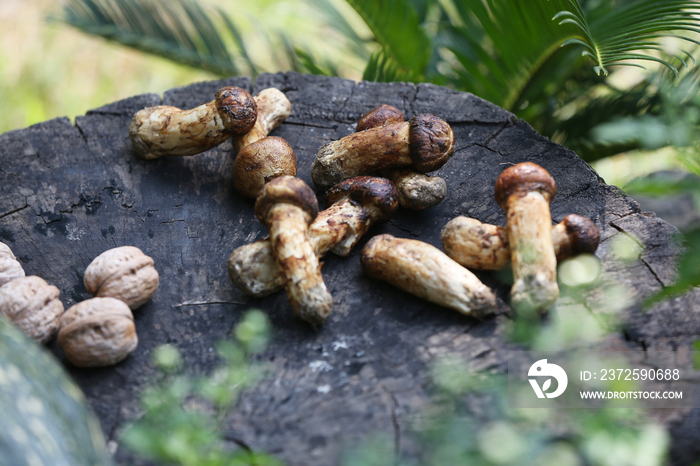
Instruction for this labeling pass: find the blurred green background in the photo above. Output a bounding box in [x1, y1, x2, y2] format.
[1, 0, 696, 187]
[3, 2, 700, 465]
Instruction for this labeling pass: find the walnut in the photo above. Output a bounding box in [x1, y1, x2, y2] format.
[0, 276, 64, 344]
[84, 246, 159, 310]
[0, 241, 25, 287]
[57, 297, 138, 368]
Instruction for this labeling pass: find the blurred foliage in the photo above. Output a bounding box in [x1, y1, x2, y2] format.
[57, 0, 700, 163]
[340, 272, 669, 466]
[4, 1, 699, 464]
[120, 264, 674, 466]
[597, 66, 700, 304]
[121, 310, 281, 466]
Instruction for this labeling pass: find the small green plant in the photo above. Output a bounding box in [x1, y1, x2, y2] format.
[121, 310, 282, 466]
[341, 264, 670, 466]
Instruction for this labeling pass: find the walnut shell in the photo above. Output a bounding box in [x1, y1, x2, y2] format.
[0, 276, 63, 344]
[84, 246, 159, 309]
[0, 241, 25, 287]
[57, 297, 138, 368]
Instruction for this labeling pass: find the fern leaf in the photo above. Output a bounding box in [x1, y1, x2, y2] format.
[59, 0, 256, 76]
[344, 0, 430, 76]
[553, 0, 700, 75]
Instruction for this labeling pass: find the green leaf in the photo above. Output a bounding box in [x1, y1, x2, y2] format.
[362, 48, 420, 83]
[433, 0, 580, 110]
[693, 340, 700, 369]
[625, 175, 700, 198]
[344, 0, 430, 75]
[58, 0, 241, 76]
[553, 0, 700, 76]
[645, 228, 700, 306]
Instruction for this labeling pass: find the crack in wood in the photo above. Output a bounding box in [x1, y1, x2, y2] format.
[0, 204, 28, 220]
[171, 301, 244, 308]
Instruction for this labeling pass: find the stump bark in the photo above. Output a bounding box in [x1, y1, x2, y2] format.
[0, 72, 698, 465]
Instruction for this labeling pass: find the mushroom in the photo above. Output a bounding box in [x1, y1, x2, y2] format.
[442, 214, 600, 270]
[380, 168, 447, 210]
[312, 176, 398, 256]
[233, 88, 292, 152]
[232, 88, 296, 198]
[129, 86, 257, 160]
[254, 176, 333, 326]
[311, 113, 455, 190]
[360, 234, 497, 318]
[356, 104, 405, 132]
[355, 105, 447, 210]
[232, 137, 296, 199]
[494, 162, 559, 313]
[228, 176, 399, 298]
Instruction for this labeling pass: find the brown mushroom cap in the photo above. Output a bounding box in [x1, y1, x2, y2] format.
[562, 214, 600, 255]
[255, 176, 319, 227]
[407, 114, 455, 172]
[233, 137, 298, 198]
[325, 176, 399, 221]
[494, 162, 557, 208]
[215, 86, 257, 134]
[356, 105, 405, 132]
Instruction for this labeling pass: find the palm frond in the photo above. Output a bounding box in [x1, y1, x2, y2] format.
[362, 48, 420, 83]
[343, 0, 431, 76]
[294, 47, 340, 77]
[307, 0, 372, 61]
[553, 0, 700, 75]
[434, 0, 579, 110]
[59, 0, 247, 76]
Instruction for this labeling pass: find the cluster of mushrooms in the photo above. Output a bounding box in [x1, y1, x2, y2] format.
[130, 85, 600, 328]
[0, 244, 158, 367]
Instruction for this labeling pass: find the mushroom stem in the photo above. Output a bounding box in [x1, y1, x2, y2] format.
[353, 105, 448, 210]
[233, 88, 292, 153]
[265, 204, 332, 326]
[361, 235, 497, 318]
[229, 176, 398, 298]
[313, 122, 412, 189]
[308, 202, 373, 256]
[228, 203, 367, 298]
[129, 86, 257, 160]
[442, 215, 600, 270]
[312, 114, 454, 190]
[232, 88, 295, 198]
[255, 176, 333, 327]
[495, 162, 559, 313]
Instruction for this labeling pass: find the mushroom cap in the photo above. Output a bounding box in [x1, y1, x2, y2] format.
[562, 214, 600, 255]
[215, 86, 257, 134]
[356, 105, 405, 132]
[494, 162, 557, 208]
[325, 176, 399, 221]
[407, 114, 455, 172]
[255, 176, 319, 227]
[233, 137, 298, 198]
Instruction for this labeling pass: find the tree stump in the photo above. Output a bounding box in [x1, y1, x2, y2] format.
[1, 72, 698, 465]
